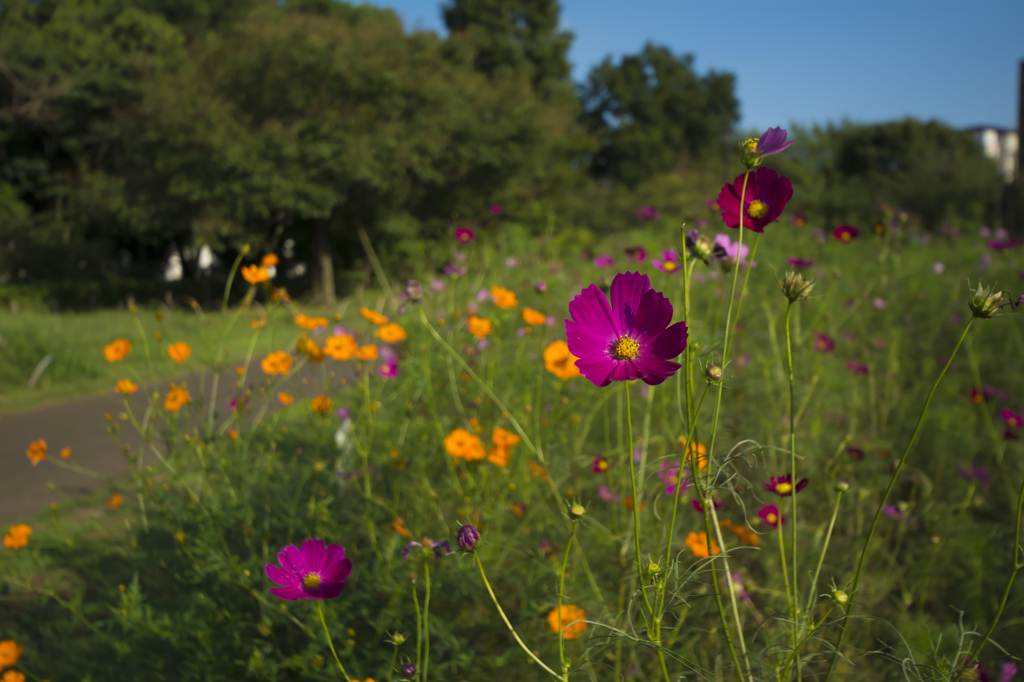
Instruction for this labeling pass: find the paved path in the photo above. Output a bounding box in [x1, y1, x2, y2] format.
[0, 363, 342, 525]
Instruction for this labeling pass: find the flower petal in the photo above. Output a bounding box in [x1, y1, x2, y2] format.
[632, 288, 673, 344]
[266, 562, 301, 587]
[631, 356, 681, 385]
[280, 544, 307, 576]
[269, 585, 309, 601]
[645, 321, 688, 360]
[568, 284, 618, 340]
[610, 272, 651, 336]
[574, 356, 618, 388]
[299, 538, 329, 573]
[566, 319, 611, 359]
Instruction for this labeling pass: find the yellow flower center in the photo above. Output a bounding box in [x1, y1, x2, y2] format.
[775, 482, 792, 494]
[303, 573, 321, 589]
[767, 513, 777, 524]
[743, 138, 759, 153]
[747, 200, 768, 219]
[841, 232, 852, 242]
[662, 261, 676, 271]
[614, 336, 640, 360]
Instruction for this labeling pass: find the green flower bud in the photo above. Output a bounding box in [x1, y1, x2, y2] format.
[968, 282, 1008, 319]
[831, 590, 849, 606]
[647, 562, 662, 577]
[780, 271, 815, 303]
[835, 481, 850, 493]
[705, 365, 724, 383]
[568, 503, 587, 520]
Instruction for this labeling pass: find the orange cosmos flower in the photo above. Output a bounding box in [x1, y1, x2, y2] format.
[3, 670, 27, 682]
[444, 428, 486, 461]
[324, 334, 358, 360]
[104, 338, 132, 362]
[235, 365, 245, 377]
[543, 341, 580, 380]
[528, 461, 548, 480]
[492, 426, 521, 449]
[468, 417, 484, 433]
[377, 323, 407, 343]
[720, 519, 760, 546]
[487, 446, 510, 467]
[354, 345, 378, 361]
[108, 493, 123, 509]
[249, 318, 267, 329]
[360, 307, 389, 325]
[115, 379, 139, 395]
[680, 436, 708, 471]
[271, 287, 290, 302]
[547, 605, 587, 639]
[0, 639, 23, 667]
[311, 395, 333, 415]
[164, 384, 190, 413]
[294, 314, 329, 330]
[277, 392, 294, 406]
[262, 253, 279, 267]
[390, 517, 410, 538]
[623, 496, 646, 511]
[490, 286, 518, 309]
[167, 341, 191, 363]
[685, 531, 721, 558]
[297, 337, 325, 363]
[60, 447, 71, 459]
[241, 264, 269, 285]
[228, 429, 239, 440]
[261, 350, 293, 375]
[26, 439, 46, 466]
[2, 525, 32, 550]
[467, 316, 492, 339]
[522, 307, 546, 325]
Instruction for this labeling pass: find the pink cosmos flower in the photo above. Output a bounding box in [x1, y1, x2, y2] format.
[625, 246, 647, 262]
[636, 206, 660, 221]
[593, 255, 614, 268]
[266, 539, 353, 601]
[764, 474, 808, 497]
[454, 227, 476, 244]
[378, 356, 400, 379]
[758, 504, 784, 528]
[788, 257, 814, 269]
[833, 225, 859, 243]
[658, 461, 689, 495]
[565, 271, 688, 387]
[713, 234, 755, 268]
[488, 204, 503, 216]
[754, 126, 793, 156]
[1000, 408, 1024, 428]
[717, 167, 794, 233]
[651, 249, 680, 273]
[847, 361, 869, 375]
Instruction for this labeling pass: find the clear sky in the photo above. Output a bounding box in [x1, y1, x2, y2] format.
[362, 0, 1024, 134]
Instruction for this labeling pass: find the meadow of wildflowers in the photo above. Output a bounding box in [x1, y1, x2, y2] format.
[2, 130, 1024, 682]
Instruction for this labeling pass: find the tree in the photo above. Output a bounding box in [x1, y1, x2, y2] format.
[579, 43, 739, 187]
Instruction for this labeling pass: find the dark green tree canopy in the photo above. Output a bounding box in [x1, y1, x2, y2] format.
[579, 43, 739, 187]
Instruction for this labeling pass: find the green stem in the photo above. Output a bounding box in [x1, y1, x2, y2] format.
[732, 233, 762, 335]
[784, 300, 800, 680]
[825, 318, 976, 681]
[412, 580, 422, 679]
[806, 488, 845, 616]
[558, 520, 579, 672]
[221, 249, 246, 312]
[423, 559, 431, 682]
[388, 642, 399, 682]
[474, 554, 564, 680]
[317, 601, 352, 682]
[661, 385, 710, 573]
[624, 381, 654, 619]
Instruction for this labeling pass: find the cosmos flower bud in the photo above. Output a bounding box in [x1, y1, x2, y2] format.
[835, 481, 850, 493]
[831, 590, 849, 606]
[401, 663, 417, 679]
[241, 244, 251, 255]
[647, 562, 662, 577]
[968, 282, 1008, 319]
[457, 524, 480, 552]
[684, 229, 714, 265]
[780, 271, 815, 303]
[405, 280, 423, 304]
[568, 502, 587, 520]
[705, 365, 724, 383]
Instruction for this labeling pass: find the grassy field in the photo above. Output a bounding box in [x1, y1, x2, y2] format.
[1, 218, 1023, 682]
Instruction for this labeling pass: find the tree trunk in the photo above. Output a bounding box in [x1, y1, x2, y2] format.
[313, 219, 336, 305]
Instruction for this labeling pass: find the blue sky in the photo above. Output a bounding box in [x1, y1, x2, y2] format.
[362, 0, 1023, 134]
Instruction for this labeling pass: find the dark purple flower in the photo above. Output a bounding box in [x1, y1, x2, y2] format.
[991, 238, 1024, 251]
[266, 539, 353, 601]
[758, 504, 784, 528]
[847, 361, 869, 375]
[636, 206, 660, 221]
[834, 224, 859, 242]
[651, 249, 680, 273]
[593, 455, 610, 473]
[959, 463, 993, 492]
[764, 474, 808, 497]
[454, 227, 476, 244]
[593, 255, 614, 268]
[846, 446, 864, 460]
[812, 332, 835, 353]
[565, 272, 688, 387]
[625, 246, 647, 262]
[488, 204, 503, 216]
[401, 663, 418, 679]
[790, 214, 808, 227]
[788, 257, 815, 269]
[403, 539, 453, 561]
[691, 496, 722, 512]
[717, 167, 794, 233]
[754, 126, 793, 157]
[882, 504, 902, 520]
[713, 234, 755, 269]
[457, 524, 480, 552]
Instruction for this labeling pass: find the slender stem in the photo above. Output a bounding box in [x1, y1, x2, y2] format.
[732, 233, 762, 334]
[662, 385, 710, 572]
[357, 225, 395, 300]
[776, 517, 792, 619]
[222, 249, 246, 312]
[412, 580, 422, 679]
[784, 300, 800, 680]
[825, 318, 976, 680]
[317, 601, 352, 682]
[474, 554, 564, 679]
[953, 466, 1024, 682]
[558, 520, 579, 672]
[806, 489, 845, 616]
[625, 381, 654, 618]
[423, 559, 431, 682]
[388, 642, 399, 682]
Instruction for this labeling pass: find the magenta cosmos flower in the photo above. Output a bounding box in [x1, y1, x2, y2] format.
[691, 496, 722, 512]
[624, 246, 647, 262]
[788, 257, 815, 269]
[488, 204, 503, 216]
[764, 474, 808, 497]
[812, 332, 835, 353]
[266, 539, 353, 601]
[593, 255, 614, 268]
[454, 227, 476, 244]
[790, 214, 808, 227]
[753, 126, 793, 157]
[758, 504, 784, 528]
[833, 224, 859, 243]
[565, 271, 688, 387]
[717, 167, 793, 233]
[847, 361, 869, 375]
[651, 249, 680, 273]
[636, 206, 660, 220]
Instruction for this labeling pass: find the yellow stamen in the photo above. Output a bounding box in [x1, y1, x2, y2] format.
[743, 138, 759, 153]
[775, 482, 792, 494]
[747, 200, 768, 219]
[662, 261, 676, 271]
[767, 513, 777, 524]
[841, 232, 852, 241]
[303, 573, 321, 589]
[614, 336, 640, 360]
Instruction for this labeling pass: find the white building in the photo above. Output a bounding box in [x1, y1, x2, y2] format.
[966, 126, 1019, 183]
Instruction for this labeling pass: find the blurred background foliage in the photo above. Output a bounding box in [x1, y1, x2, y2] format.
[0, 0, 1010, 309]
